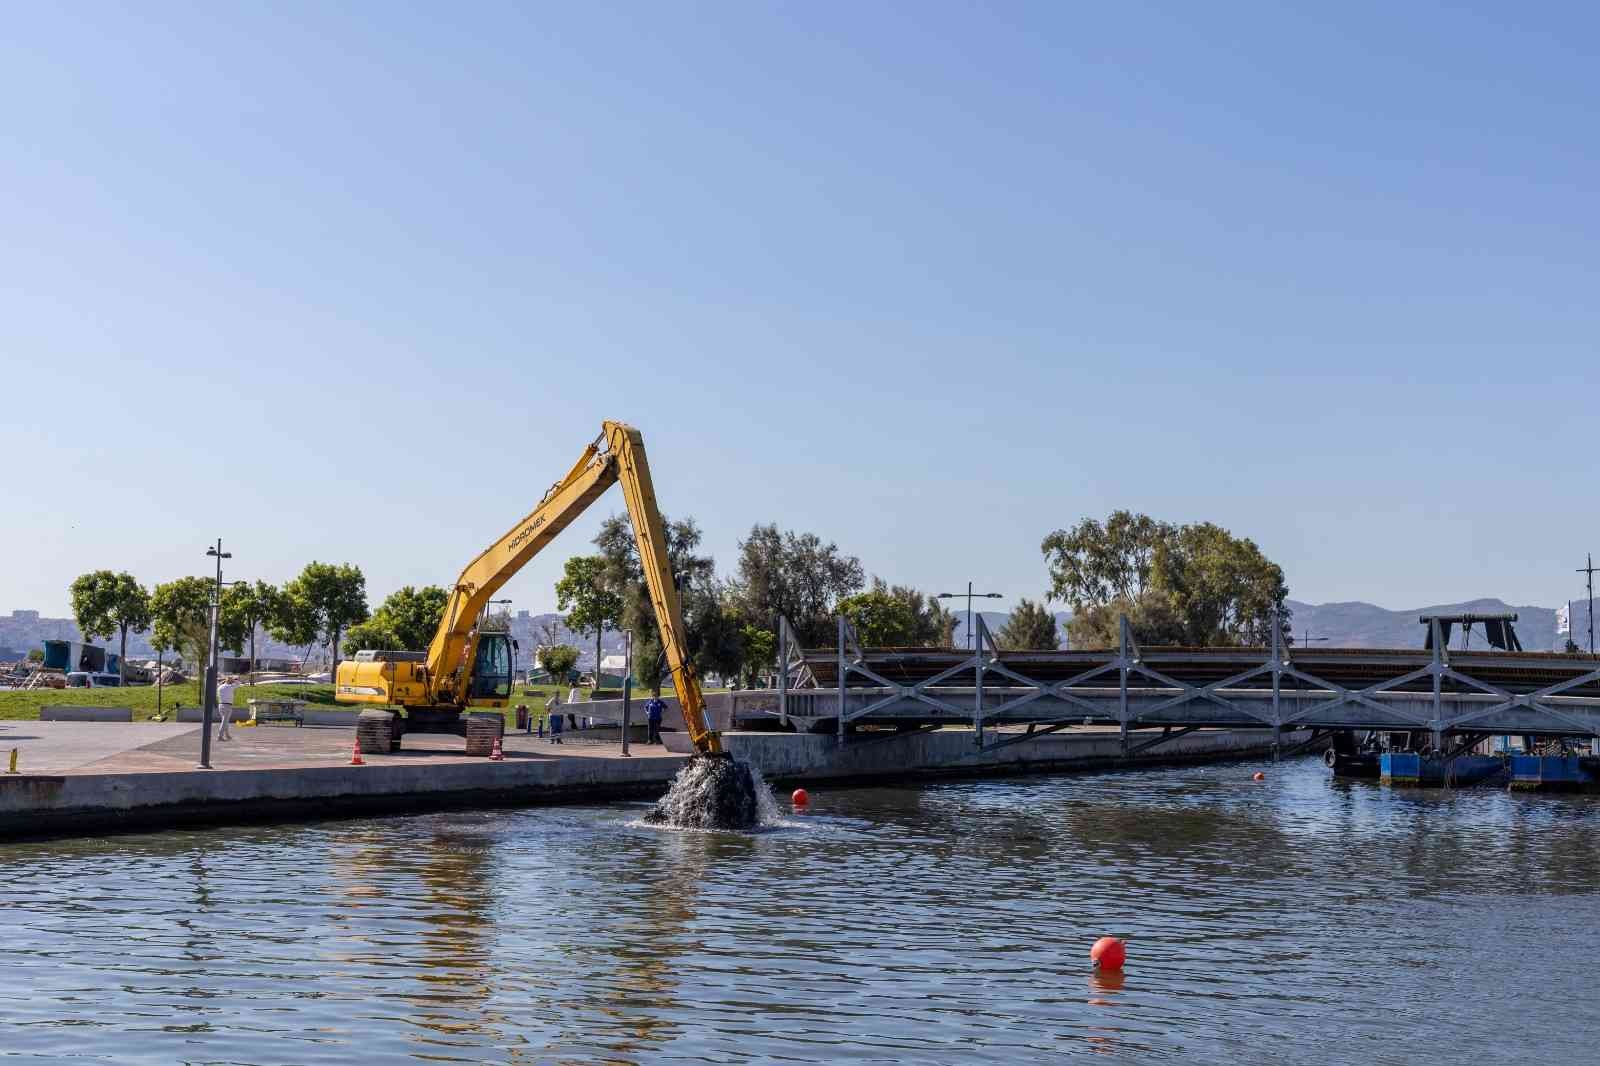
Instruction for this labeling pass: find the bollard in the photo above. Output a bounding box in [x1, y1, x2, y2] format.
[6, 748, 17, 774]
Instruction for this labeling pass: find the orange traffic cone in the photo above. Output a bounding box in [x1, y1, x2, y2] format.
[489, 735, 505, 761]
[349, 739, 365, 766]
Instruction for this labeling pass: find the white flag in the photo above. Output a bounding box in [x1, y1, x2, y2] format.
[1557, 603, 1570, 635]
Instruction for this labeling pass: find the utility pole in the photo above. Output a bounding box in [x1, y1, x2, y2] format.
[1581, 554, 1598, 655]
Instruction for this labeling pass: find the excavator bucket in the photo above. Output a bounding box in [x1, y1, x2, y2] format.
[642, 752, 764, 830]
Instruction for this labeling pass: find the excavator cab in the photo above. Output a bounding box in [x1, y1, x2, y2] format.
[467, 633, 515, 703]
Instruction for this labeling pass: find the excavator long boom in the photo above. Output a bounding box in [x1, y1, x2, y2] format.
[418, 421, 721, 754]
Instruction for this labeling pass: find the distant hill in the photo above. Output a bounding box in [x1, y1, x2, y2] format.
[1287, 597, 1572, 652]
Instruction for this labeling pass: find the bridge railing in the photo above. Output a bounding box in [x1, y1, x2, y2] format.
[776, 612, 1600, 752]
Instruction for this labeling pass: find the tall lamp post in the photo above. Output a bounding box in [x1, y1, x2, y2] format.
[200, 538, 231, 770]
[935, 582, 1004, 650]
[621, 629, 633, 757]
[1579, 554, 1598, 655]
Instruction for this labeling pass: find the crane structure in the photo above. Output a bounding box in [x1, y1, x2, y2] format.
[335, 421, 722, 756]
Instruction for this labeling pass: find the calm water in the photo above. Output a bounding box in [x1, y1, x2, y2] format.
[3, 757, 1598, 1064]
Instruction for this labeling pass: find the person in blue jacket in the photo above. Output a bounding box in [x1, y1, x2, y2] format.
[645, 695, 665, 745]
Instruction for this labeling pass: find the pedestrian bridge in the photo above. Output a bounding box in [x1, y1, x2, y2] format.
[765, 615, 1600, 753]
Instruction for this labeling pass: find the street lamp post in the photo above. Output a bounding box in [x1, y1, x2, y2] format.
[200, 538, 231, 770]
[935, 582, 1004, 650]
[621, 629, 633, 757]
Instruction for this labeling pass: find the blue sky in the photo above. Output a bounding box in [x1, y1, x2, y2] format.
[3, 1, 1597, 619]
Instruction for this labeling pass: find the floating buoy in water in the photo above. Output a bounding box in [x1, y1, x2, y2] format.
[792, 788, 810, 807]
[1252, 771, 1266, 781]
[1090, 936, 1126, 971]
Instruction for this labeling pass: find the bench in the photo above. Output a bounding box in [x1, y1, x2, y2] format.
[248, 699, 306, 727]
[39, 706, 134, 723]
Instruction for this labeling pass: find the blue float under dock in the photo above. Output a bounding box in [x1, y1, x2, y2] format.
[1380, 751, 1600, 790]
[1381, 753, 1506, 787]
[1508, 755, 1598, 790]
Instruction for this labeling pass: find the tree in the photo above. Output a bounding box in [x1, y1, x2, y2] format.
[1150, 522, 1289, 646]
[838, 586, 919, 646]
[556, 556, 623, 688]
[739, 623, 776, 687]
[1042, 512, 1289, 648]
[282, 562, 368, 673]
[220, 580, 284, 674]
[593, 512, 718, 695]
[341, 618, 400, 655]
[150, 577, 216, 681]
[684, 588, 746, 686]
[837, 578, 956, 647]
[267, 591, 320, 659]
[880, 581, 957, 646]
[996, 598, 1061, 650]
[25, 648, 42, 663]
[69, 570, 151, 681]
[538, 643, 580, 682]
[342, 585, 450, 656]
[1042, 511, 1169, 610]
[729, 523, 865, 646]
[377, 585, 450, 650]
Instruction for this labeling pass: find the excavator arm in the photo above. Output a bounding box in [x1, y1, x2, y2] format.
[337, 421, 722, 755]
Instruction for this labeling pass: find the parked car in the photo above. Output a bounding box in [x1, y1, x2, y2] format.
[64, 671, 122, 688]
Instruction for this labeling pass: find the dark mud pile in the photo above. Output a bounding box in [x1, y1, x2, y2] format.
[643, 754, 770, 830]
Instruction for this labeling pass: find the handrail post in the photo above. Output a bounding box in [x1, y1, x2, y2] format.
[1430, 616, 1446, 753]
[837, 615, 847, 748]
[974, 617, 986, 749]
[778, 615, 789, 729]
[1271, 606, 1283, 762]
[1118, 615, 1130, 757]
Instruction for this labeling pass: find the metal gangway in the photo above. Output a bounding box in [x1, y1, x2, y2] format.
[771, 614, 1600, 758]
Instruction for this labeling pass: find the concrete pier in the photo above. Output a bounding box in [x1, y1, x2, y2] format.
[0, 721, 1304, 840]
[689, 727, 1315, 785]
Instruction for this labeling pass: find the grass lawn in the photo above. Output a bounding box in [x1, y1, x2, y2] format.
[0, 679, 721, 724]
[0, 681, 204, 721]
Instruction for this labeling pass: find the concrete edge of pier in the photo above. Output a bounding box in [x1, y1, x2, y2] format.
[0, 727, 1308, 842]
[0, 752, 691, 842]
[705, 727, 1315, 788]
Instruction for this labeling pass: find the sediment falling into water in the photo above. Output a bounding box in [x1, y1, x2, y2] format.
[642, 755, 775, 830]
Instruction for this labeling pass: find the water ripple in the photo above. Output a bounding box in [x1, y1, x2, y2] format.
[2, 757, 1599, 1062]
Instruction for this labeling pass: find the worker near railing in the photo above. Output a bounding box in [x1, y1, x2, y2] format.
[646, 695, 665, 745]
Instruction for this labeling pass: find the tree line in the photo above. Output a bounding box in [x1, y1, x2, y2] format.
[65, 508, 1290, 686]
[69, 562, 369, 680]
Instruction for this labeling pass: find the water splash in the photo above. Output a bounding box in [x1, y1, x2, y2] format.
[643, 755, 779, 831]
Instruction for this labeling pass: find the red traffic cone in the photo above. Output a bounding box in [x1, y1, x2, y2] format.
[489, 735, 505, 761]
[349, 739, 365, 766]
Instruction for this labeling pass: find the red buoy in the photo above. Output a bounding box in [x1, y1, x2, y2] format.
[791, 788, 810, 807]
[1252, 771, 1266, 781]
[1090, 936, 1126, 971]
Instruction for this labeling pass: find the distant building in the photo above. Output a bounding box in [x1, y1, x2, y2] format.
[10, 610, 40, 623]
[42, 640, 118, 675]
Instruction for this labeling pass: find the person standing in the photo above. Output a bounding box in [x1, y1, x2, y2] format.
[216, 681, 235, 742]
[645, 695, 665, 745]
[544, 691, 561, 743]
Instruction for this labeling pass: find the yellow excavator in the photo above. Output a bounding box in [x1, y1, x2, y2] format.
[335, 421, 722, 757]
